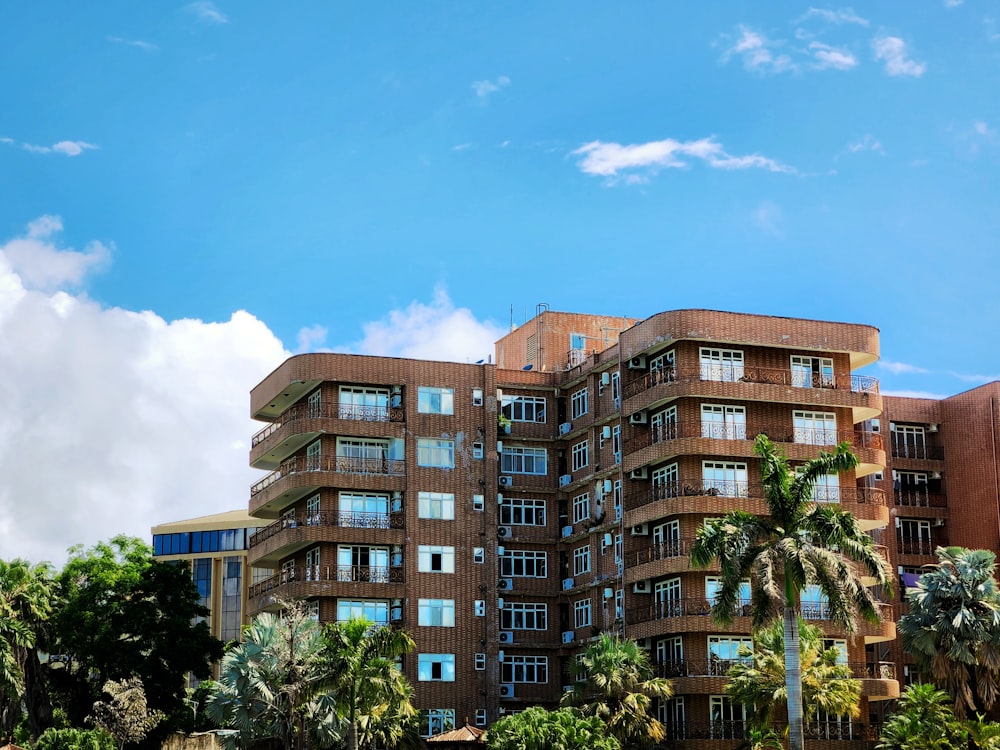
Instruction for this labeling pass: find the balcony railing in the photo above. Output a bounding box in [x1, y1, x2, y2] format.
[249, 510, 404, 547]
[627, 598, 892, 626]
[632, 538, 696, 566]
[898, 538, 941, 556]
[251, 455, 406, 497]
[622, 365, 879, 400]
[624, 421, 883, 456]
[660, 721, 879, 742]
[651, 659, 895, 681]
[249, 564, 404, 598]
[895, 489, 947, 508]
[625, 479, 885, 512]
[252, 401, 404, 447]
[890, 443, 945, 460]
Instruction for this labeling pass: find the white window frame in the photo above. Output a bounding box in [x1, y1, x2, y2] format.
[651, 406, 678, 443]
[791, 355, 834, 389]
[700, 404, 747, 441]
[572, 492, 590, 524]
[702, 461, 748, 497]
[574, 598, 592, 628]
[571, 388, 589, 419]
[305, 494, 321, 526]
[336, 599, 389, 626]
[501, 602, 548, 630]
[571, 440, 589, 472]
[500, 655, 548, 684]
[338, 492, 390, 528]
[418, 491, 455, 520]
[305, 547, 320, 581]
[500, 496, 546, 526]
[417, 654, 456, 682]
[500, 395, 546, 423]
[500, 549, 547, 578]
[338, 386, 390, 421]
[307, 389, 322, 418]
[417, 438, 455, 468]
[472, 388, 483, 406]
[473, 547, 485, 564]
[306, 440, 322, 471]
[708, 636, 754, 675]
[793, 410, 837, 446]
[573, 544, 591, 575]
[611, 371, 620, 402]
[472, 441, 484, 459]
[612, 424, 621, 464]
[500, 446, 547, 475]
[417, 545, 455, 573]
[418, 598, 455, 627]
[417, 386, 454, 415]
[612, 479, 623, 521]
[700, 348, 744, 382]
[474, 653, 487, 671]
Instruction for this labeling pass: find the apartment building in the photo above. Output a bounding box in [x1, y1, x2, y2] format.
[244, 308, 996, 744]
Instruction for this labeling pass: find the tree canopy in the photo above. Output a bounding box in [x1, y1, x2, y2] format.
[486, 706, 621, 750]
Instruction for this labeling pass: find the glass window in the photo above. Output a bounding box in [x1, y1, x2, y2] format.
[500, 496, 546, 526]
[418, 387, 454, 415]
[500, 602, 548, 630]
[338, 387, 390, 421]
[418, 654, 455, 682]
[573, 544, 591, 575]
[338, 492, 390, 528]
[337, 599, 390, 626]
[793, 411, 837, 446]
[571, 388, 589, 419]
[574, 598, 591, 628]
[418, 545, 455, 573]
[701, 404, 747, 441]
[791, 356, 834, 388]
[418, 491, 455, 520]
[572, 492, 590, 524]
[418, 599, 456, 627]
[700, 348, 744, 382]
[421, 709, 456, 738]
[702, 461, 748, 497]
[500, 446, 547, 475]
[500, 395, 546, 423]
[499, 550, 547, 578]
[571, 440, 589, 471]
[500, 655, 548, 683]
[708, 636, 754, 675]
[417, 438, 455, 468]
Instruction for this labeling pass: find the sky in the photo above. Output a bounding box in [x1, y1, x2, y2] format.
[1, 1, 998, 565]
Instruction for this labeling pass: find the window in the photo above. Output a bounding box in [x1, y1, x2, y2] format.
[500, 446, 547, 475]
[417, 438, 455, 468]
[708, 636, 754, 675]
[418, 599, 455, 627]
[472, 442, 484, 459]
[307, 389, 322, 418]
[892, 424, 929, 459]
[653, 520, 681, 556]
[573, 544, 591, 575]
[501, 602, 548, 630]
[474, 653, 487, 670]
[651, 406, 678, 443]
[474, 709, 487, 726]
[896, 471, 930, 506]
[900, 519, 933, 555]
[709, 696, 747, 739]
[700, 348, 744, 382]
[571, 388, 589, 419]
[336, 438, 393, 473]
[706, 577, 752, 613]
[472, 388, 483, 406]
[571, 440, 589, 471]
[417, 654, 455, 682]
[793, 410, 837, 446]
[701, 404, 747, 440]
[659, 697, 686, 741]
[500, 496, 546, 526]
[612, 425, 621, 463]
[823, 639, 848, 664]
[473, 547, 485, 564]
[306, 440, 322, 471]
[801, 585, 830, 620]
[305, 494, 321, 526]
[572, 492, 590, 524]
[611, 371, 620, 402]
[305, 547, 320, 581]
[812, 473, 840, 503]
[702, 461, 748, 497]
[337, 599, 389, 626]
[421, 708, 455, 737]
[472, 494, 485, 511]
[612, 479, 622, 521]
[418, 491, 455, 520]
[574, 598, 592, 628]
[418, 545, 455, 573]
[474, 600, 486, 617]
[791, 356, 834, 388]
[305, 600, 320, 621]
[656, 636, 684, 667]
[418, 386, 454, 415]
[650, 350, 676, 384]
[338, 386, 390, 421]
[500, 395, 546, 423]
[499, 550, 547, 578]
[615, 588, 624, 621]
[338, 492, 390, 528]
[337, 546, 390, 583]
[500, 655, 548, 683]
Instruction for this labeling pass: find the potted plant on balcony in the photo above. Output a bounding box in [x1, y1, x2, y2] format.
[498, 413, 512, 434]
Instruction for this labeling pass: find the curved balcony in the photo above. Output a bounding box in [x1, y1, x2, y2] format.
[250, 455, 406, 516]
[622, 365, 881, 423]
[251, 402, 405, 469]
[247, 564, 405, 615]
[625, 598, 754, 641]
[248, 510, 405, 566]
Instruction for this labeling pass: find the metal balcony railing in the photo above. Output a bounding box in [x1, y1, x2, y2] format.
[251, 401, 404, 447]
[248, 564, 404, 598]
[895, 489, 947, 508]
[651, 659, 895, 681]
[624, 479, 885, 512]
[251, 454, 406, 497]
[662, 721, 880, 742]
[249, 510, 404, 547]
[897, 538, 941, 556]
[890, 442, 945, 460]
[624, 422, 883, 456]
[622, 365, 879, 400]
[626, 598, 892, 626]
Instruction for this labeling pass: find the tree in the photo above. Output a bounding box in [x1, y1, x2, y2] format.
[690, 435, 892, 750]
[724, 618, 861, 731]
[88, 678, 164, 750]
[0, 559, 56, 740]
[876, 683, 967, 750]
[46, 536, 223, 735]
[898, 546, 1000, 718]
[206, 603, 337, 750]
[560, 634, 673, 748]
[321, 617, 417, 750]
[486, 706, 621, 750]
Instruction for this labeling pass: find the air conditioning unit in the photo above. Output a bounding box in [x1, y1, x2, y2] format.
[603, 479, 613, 493]
[933, 518, 946, 527]
[499, 475, 513, 487]
[562, 630, 575, 644]
[390, 606, 403, 622]
[560, 474, 572, 487]
[602, 533, 613, 548]
[391, 552, 403, 567]
[563, 685, 574, 693]
[497, 598, 505, 610]
[633, 580, 652, 594]
[636, 638, 650, 649]
[629, 411, 647, 425]
[562, 577, 575, 591]
[498, 650, 505, 662]
[559, 422, 573, 435]
[631, 523, 649, 536]
[499, 684, 515, 699]
[628, 355, 647, 370]
[496, 441, 503, 453]
[390, 494, 403, 513]
[629, 467, 648, 480]
[927, 423, 939, 433]
[601, 372, 611, 386]
[498, 526, 512, 539]
[499, 631, 514, 644]
[561, 525, 573, 538]
[604, 587, 614, 599]
[498, 578, 514, 591]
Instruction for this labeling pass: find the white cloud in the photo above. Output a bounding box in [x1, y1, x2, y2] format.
[944, 0, 963, 7]
[2, 216, 110, 290]
[185, 1, 228, 24]
[342, 287, 505, 363]
[973, 120, 995, 137]
[797, 7, 869, 26]
[0, 218, 289, 565]
[13, 139, 99, 156]
[295, 324, 328, 353]
[720, 26, 795, 74]
[809, 41, 858, 70]
[879, 360, 929, 375]
[471, 76, 511, 99]
[845, 134, 885, 155]
[452, 143, 472, 152]
[573, 136, 794, 184]
[948, 371, 1000, 384]
[753, 201, 784, 236]
[107, 36, 158, 52]
[872, 36, 927, 77]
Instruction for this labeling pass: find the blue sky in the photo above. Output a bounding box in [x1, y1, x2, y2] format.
[1, 1, 998, 561]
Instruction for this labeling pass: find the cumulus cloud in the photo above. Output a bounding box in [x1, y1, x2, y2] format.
[797, 7, 869, 26]
[872, 36, 926, 77]
[720, 26, 795, 74]
[185, 1, 228, 24]
[471, 76, 511, 100]
[342, 287, 505, 363]
[0, 218, 288, 565]
[809, 41, 858, 69]
[295, 324, 328, 353]
[107, 36, 158, 52]
[573, 136, 794, 184]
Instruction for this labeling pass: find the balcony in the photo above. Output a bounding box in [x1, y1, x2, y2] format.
[247, 564, 405, 614]
[626, 598, 753, 627]
[897, 538, 944, 556]
[661, 721, 880, 743]
[248, 511, 405, 565]
[890, 443, 944, 461]
[894, 489, 947, 508]
[624, 366, 878, 400]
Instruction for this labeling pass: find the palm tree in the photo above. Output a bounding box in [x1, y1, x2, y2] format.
[898, 546, 1000, 718]
[322, 617, 417, 750]
[560, 634, 673, 748]
[724, 618, 861, 732]
[691, 434, 892, 750]
[876, 683, 967, 750]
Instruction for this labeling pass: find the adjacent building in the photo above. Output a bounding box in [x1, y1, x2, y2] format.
[243, 307, 998, 744]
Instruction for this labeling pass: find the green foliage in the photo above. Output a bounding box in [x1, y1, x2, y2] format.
[877, 683, 967, 750]
[46, 536, 223, 737]
[88, 678, 164, 750]
[34, 727, 116, 750]
[486, 707, 621, 750]
[725, 618, 861, 729]
[898, 546, 1000, 718]
[561, 634, 672, 748]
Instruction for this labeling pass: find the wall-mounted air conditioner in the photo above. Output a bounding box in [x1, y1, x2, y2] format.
[498, 578, 514, 591]
[562, 631, 575, 644]
[499, 476, 513, 487]
[629, 467, 648, 480]
[601, 372, 611, 386]
[628, 356, 646, 370]
[560, 474, 572, 487]
[631, 523, 649, 536]
[561, 525, 574, 538]
[498, 526, 512, 539]
[499, 684, 515, 699]
[559, 422, 573, 435]
[562, 577, 575, 590]
[499, 631, 514, 644]
[633, 580, 651, 594]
